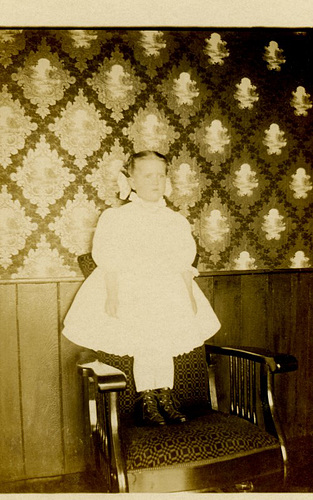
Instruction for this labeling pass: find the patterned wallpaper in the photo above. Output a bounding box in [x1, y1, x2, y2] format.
[0, 28, 312, 279]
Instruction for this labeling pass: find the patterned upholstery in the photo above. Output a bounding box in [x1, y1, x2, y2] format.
[172, 346, 209, 409]
[77, 253, 97, 278]
[122, 411, 279, 470]
[96, 351, 137, 415]
[97, 346, 209, 416]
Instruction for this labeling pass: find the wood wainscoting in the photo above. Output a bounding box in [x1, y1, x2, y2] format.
[0, 269, 312, 483]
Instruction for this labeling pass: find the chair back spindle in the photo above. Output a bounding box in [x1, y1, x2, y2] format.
[229, 356, 257, 424]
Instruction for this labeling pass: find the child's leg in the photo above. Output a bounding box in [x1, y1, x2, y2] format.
[133, 352, 174, 392]
[133, 352, 187, 425]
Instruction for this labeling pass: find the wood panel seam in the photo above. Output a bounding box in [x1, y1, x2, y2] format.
[57, 282, 66, 475]
[15, 283, 26, 478]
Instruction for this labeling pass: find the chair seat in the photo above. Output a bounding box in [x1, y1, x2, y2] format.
[121, 409, 279, 471]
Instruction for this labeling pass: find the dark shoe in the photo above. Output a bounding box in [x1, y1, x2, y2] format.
[135, 390, 166, 426]
[157, 388, 187, 424]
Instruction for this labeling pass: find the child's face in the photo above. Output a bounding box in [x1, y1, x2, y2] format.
[129, 158, 167, 202]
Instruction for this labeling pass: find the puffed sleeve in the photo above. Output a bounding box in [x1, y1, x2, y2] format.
[91, 208, 125, 272]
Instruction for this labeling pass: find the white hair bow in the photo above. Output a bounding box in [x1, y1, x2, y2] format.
[117, 171, 173, 200]
[117, 171, 132, 200]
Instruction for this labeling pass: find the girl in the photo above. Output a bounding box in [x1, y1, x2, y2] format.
[63, 151, 221, 426]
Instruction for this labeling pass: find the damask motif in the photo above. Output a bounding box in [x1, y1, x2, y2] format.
[290, 168, 312, 199]
[252, 196, 295, 251]
[277, 153, 313, 218]
[10, 135, 76, 217]
[232, 164, 259, 196]
[263, 123, 287, 155]
[122, 97, 180, 154]
[126, 30, 175, 78]
[283, 235, 312, 269]
[255, 128, 292, 174]
[0, 85, 37, 168]
[55, 30, 113, 71]
[227, 235, 266, 271]
[204, 120, 230, 154]
[157, 58, 208, 127]
[290, 250, 310, 268]
[86, 139, 129, 206]
[0, 185, 38, 269]
[0, 29, 25, 68]
[234, 78, 259, 110]
[194, 192, 238, 265]
[11, 38, 76, 118]
[233, 251, 257, 270]
[191, 104, 232, 173]
[167, 145, 209, 216]
[87, 49, 146, 122]
[262, 208, 286, 240]
[222, 150, 267, 217]
[139, 30, 167, 56]
[11, 235, 77, 279]
[263, 41, 286, 71]
[48, 186, 101, 256]
[48, 89, 112, 169]
[203, 33, 230, 65]
[290, 86, 312, 116]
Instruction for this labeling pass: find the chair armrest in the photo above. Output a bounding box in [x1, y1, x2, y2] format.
[77, 359, 127, 392]
[205, 343, 298, 374]
[205, 342, 298, 480]
[77, 357, 128, 491]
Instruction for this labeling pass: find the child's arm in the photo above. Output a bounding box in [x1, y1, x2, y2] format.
[181, 270, 197, 314]
[104, 271, 119, 317]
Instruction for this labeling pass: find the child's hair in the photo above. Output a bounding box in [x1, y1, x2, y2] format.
[126, 150, 168, 176]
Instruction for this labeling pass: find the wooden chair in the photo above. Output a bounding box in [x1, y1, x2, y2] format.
[76, 254, 298, 493]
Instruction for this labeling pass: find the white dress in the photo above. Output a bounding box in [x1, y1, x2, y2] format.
[63, 194, 221, 359]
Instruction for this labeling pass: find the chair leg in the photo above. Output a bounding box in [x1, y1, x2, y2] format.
[106, 392, 128, 492]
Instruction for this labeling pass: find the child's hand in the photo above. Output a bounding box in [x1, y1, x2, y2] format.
[105, 295, 119, 318]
